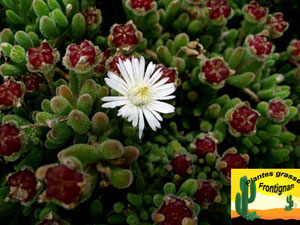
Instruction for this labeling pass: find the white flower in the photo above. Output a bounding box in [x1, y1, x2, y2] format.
[101, 56, 176, 139]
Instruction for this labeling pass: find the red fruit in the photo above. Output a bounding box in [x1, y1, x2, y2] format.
[220, 153, 247, 179]
[202, 58, 230, 84]
[194, 136, 216, 158]
[193, 181, 218, 205]
[37, 219, 63, 225]
[248, 35, 272, 57]
[267, 13, 288, 34]
[0, 81, 23, 107]
[229, 106, 259, 135]
[112, 24, 138, 48]
[207, 0, 231, 20]
[245, 1, 267, 21]
[28, 42, 54, 69]
[45, 164, 83, 204]
[22, 73, 44, 92]
[267, 99, 288, 122]
[157, 66, 176, 84]
[8, 169, 37, 203]
[95, 50, 110, 74]
[68, 41, 96, 67]
[0, 124, 21, 156]
[153, 195, 196, 225]
[290, 40, 300, 56]
[130, 0, 153, 11]
[170, 154, 193, 176]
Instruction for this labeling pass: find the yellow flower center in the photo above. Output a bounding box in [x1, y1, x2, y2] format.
[130, 85, 151, 105]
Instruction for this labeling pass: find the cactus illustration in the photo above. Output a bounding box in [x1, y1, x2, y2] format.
[285, 195, 294, 211]
[235, 176, 257, 219]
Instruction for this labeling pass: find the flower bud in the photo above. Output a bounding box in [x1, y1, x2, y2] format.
[225, 102, 260, 137]
[125, 0, 157, 16]
[242, 1, 268, 24]
[199, 57, 234, 89]
[216, 148, 249, 183]
[0, 122, 26, 161]
[169, 153, 194, 176]
[0, 80, 24, 109]
[6, 168, 39, 205]
[193, 179, 221, 209]
[205, 0, 233, 25]
[152, 195, 197, 225]
[108, 20, 142, 52]
[36, 161, 95, 209]
[246, 34, 273, 61]
[191, 132, 218, 159]
[63, 40, 102, 74]
[287, 39, 300, 61]
[22, 73, 45, 92]
[265, 13, 289, 39]
[26, 41, 60, 73]
[84, 7, 102, 31]
[266, 99, 289, 122]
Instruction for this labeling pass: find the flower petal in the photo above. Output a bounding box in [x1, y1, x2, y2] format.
[147, 68, 162, 87]
[117, 59, 132, 86]
[149, 101, 175, 114]
[152, 95, 175, 100]
[138, 107, 145, 139]
[105, 78, 128, 96]
[152, 86, 176, 98]
[102, 99, 129, 108]
[101, 96, 128, 102]
[143, 107, 161, 131]
[144, 62, 155, 83]
[147, 106, 163, 122]
[149, 77, 169, 90]
[139, 57, 145, 79]
[124, 59, 135, 86]
[107, 71, 128, 89]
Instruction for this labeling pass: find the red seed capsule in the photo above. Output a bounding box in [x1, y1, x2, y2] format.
[8, 168, 38, 203]
[170, 154, 194, 176]
[45, 164, 83, 204]
[130, 0, 153, 11]
[152, 195, 197, 225]
[0, 80, 23, 108]
[0, 124, 21, 157]
[207, 0, 232, 20]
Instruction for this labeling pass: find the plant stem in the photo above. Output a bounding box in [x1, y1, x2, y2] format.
[45, 73, 56, 96]
[56, 67, 69, 80]
[243, 87, 260, 102]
